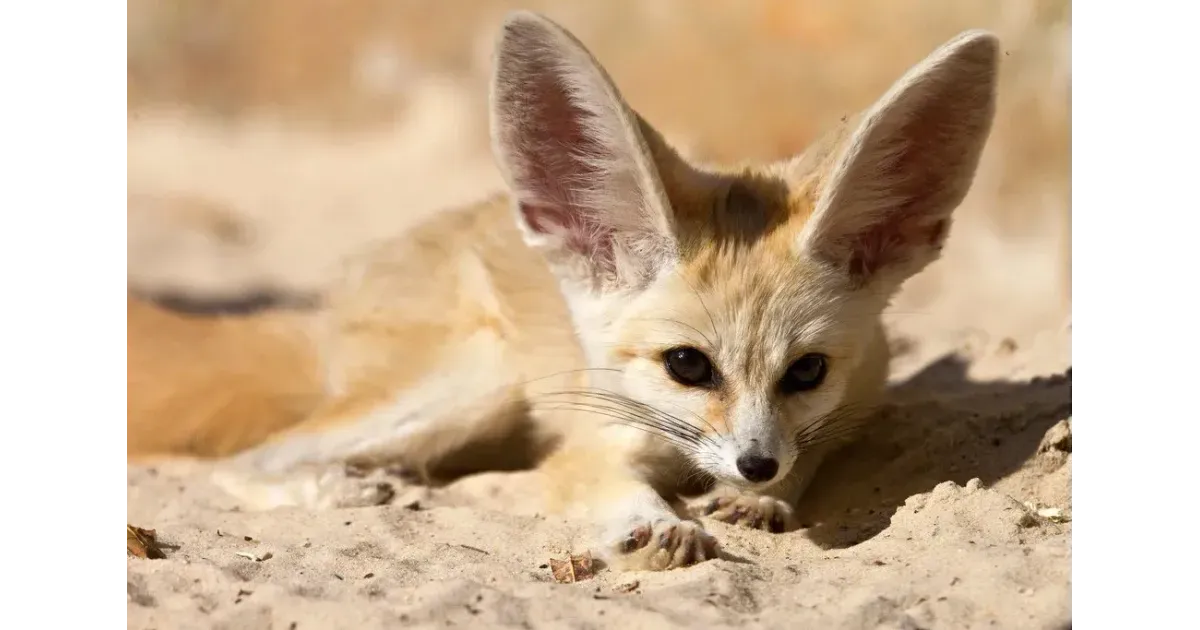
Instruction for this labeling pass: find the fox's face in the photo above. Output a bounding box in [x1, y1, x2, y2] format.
[609, 214, 885, 489]
[489, 13, 998, 488]
[610, 263, 867, 487]
[587, 163, 898, 489]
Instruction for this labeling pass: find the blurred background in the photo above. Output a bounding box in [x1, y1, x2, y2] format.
[128, 0, 1071, 339]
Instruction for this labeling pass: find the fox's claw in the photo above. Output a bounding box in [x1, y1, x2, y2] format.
[695, 494, 795, 533]
[609, 519, 719, 570]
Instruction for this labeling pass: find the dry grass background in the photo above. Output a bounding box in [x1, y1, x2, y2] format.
[127, 0, 1071, 335]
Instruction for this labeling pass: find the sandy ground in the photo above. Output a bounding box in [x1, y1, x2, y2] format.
[127, 301, 1071, 629]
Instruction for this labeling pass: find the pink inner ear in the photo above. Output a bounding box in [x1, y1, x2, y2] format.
[836, 106, 967, 281]
[846, 212, 949, 278]
[520, 201, 605, 256]
[509, 49, 615, 264]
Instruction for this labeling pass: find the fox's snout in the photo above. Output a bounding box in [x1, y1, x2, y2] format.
[735, 452, 779, 484]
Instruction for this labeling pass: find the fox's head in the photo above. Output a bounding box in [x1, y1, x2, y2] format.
[489, 12, 999, 490]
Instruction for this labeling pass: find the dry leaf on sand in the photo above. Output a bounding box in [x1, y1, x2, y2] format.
[549, 552, 595, 583]
[127, 525, 166, 559]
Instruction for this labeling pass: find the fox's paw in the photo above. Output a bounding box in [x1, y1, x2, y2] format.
[607, 519, 720, 571]
[694, 493, 795, 533]
[319, 467, 397, 509]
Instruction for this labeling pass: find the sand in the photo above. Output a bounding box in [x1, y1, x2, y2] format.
[127, 306, 1071, 629]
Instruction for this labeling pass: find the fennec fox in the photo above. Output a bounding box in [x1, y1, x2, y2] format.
[128, 12, 999, 571]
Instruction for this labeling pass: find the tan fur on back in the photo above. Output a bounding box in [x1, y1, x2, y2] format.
[321, 196, 584, 408]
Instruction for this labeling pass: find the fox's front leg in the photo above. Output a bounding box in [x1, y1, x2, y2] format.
[690, 451, 826, 533]
[543, 439, 720, 571]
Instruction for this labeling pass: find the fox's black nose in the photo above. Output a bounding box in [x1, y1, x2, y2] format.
[736, 454, 778, 483]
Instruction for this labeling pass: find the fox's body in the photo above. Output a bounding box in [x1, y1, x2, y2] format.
[129, 13, 999, 570]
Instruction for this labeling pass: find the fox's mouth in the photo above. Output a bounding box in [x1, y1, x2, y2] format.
[718, 475, 776, 491]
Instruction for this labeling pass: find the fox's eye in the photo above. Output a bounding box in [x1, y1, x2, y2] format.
[780, 353, 828, 393]
[663, 347, 716, 387]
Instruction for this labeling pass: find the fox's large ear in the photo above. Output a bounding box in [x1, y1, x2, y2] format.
[798, 30, 1000, 291]
[489, 11, 678, 291]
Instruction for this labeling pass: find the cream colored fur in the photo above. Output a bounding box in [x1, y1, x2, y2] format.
[139, 11, 999, 572]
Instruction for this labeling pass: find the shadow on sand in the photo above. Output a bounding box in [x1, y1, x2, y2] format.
[796, 354, 1072, 549]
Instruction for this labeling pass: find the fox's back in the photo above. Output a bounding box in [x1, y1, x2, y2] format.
[318, 195, 588, 412]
